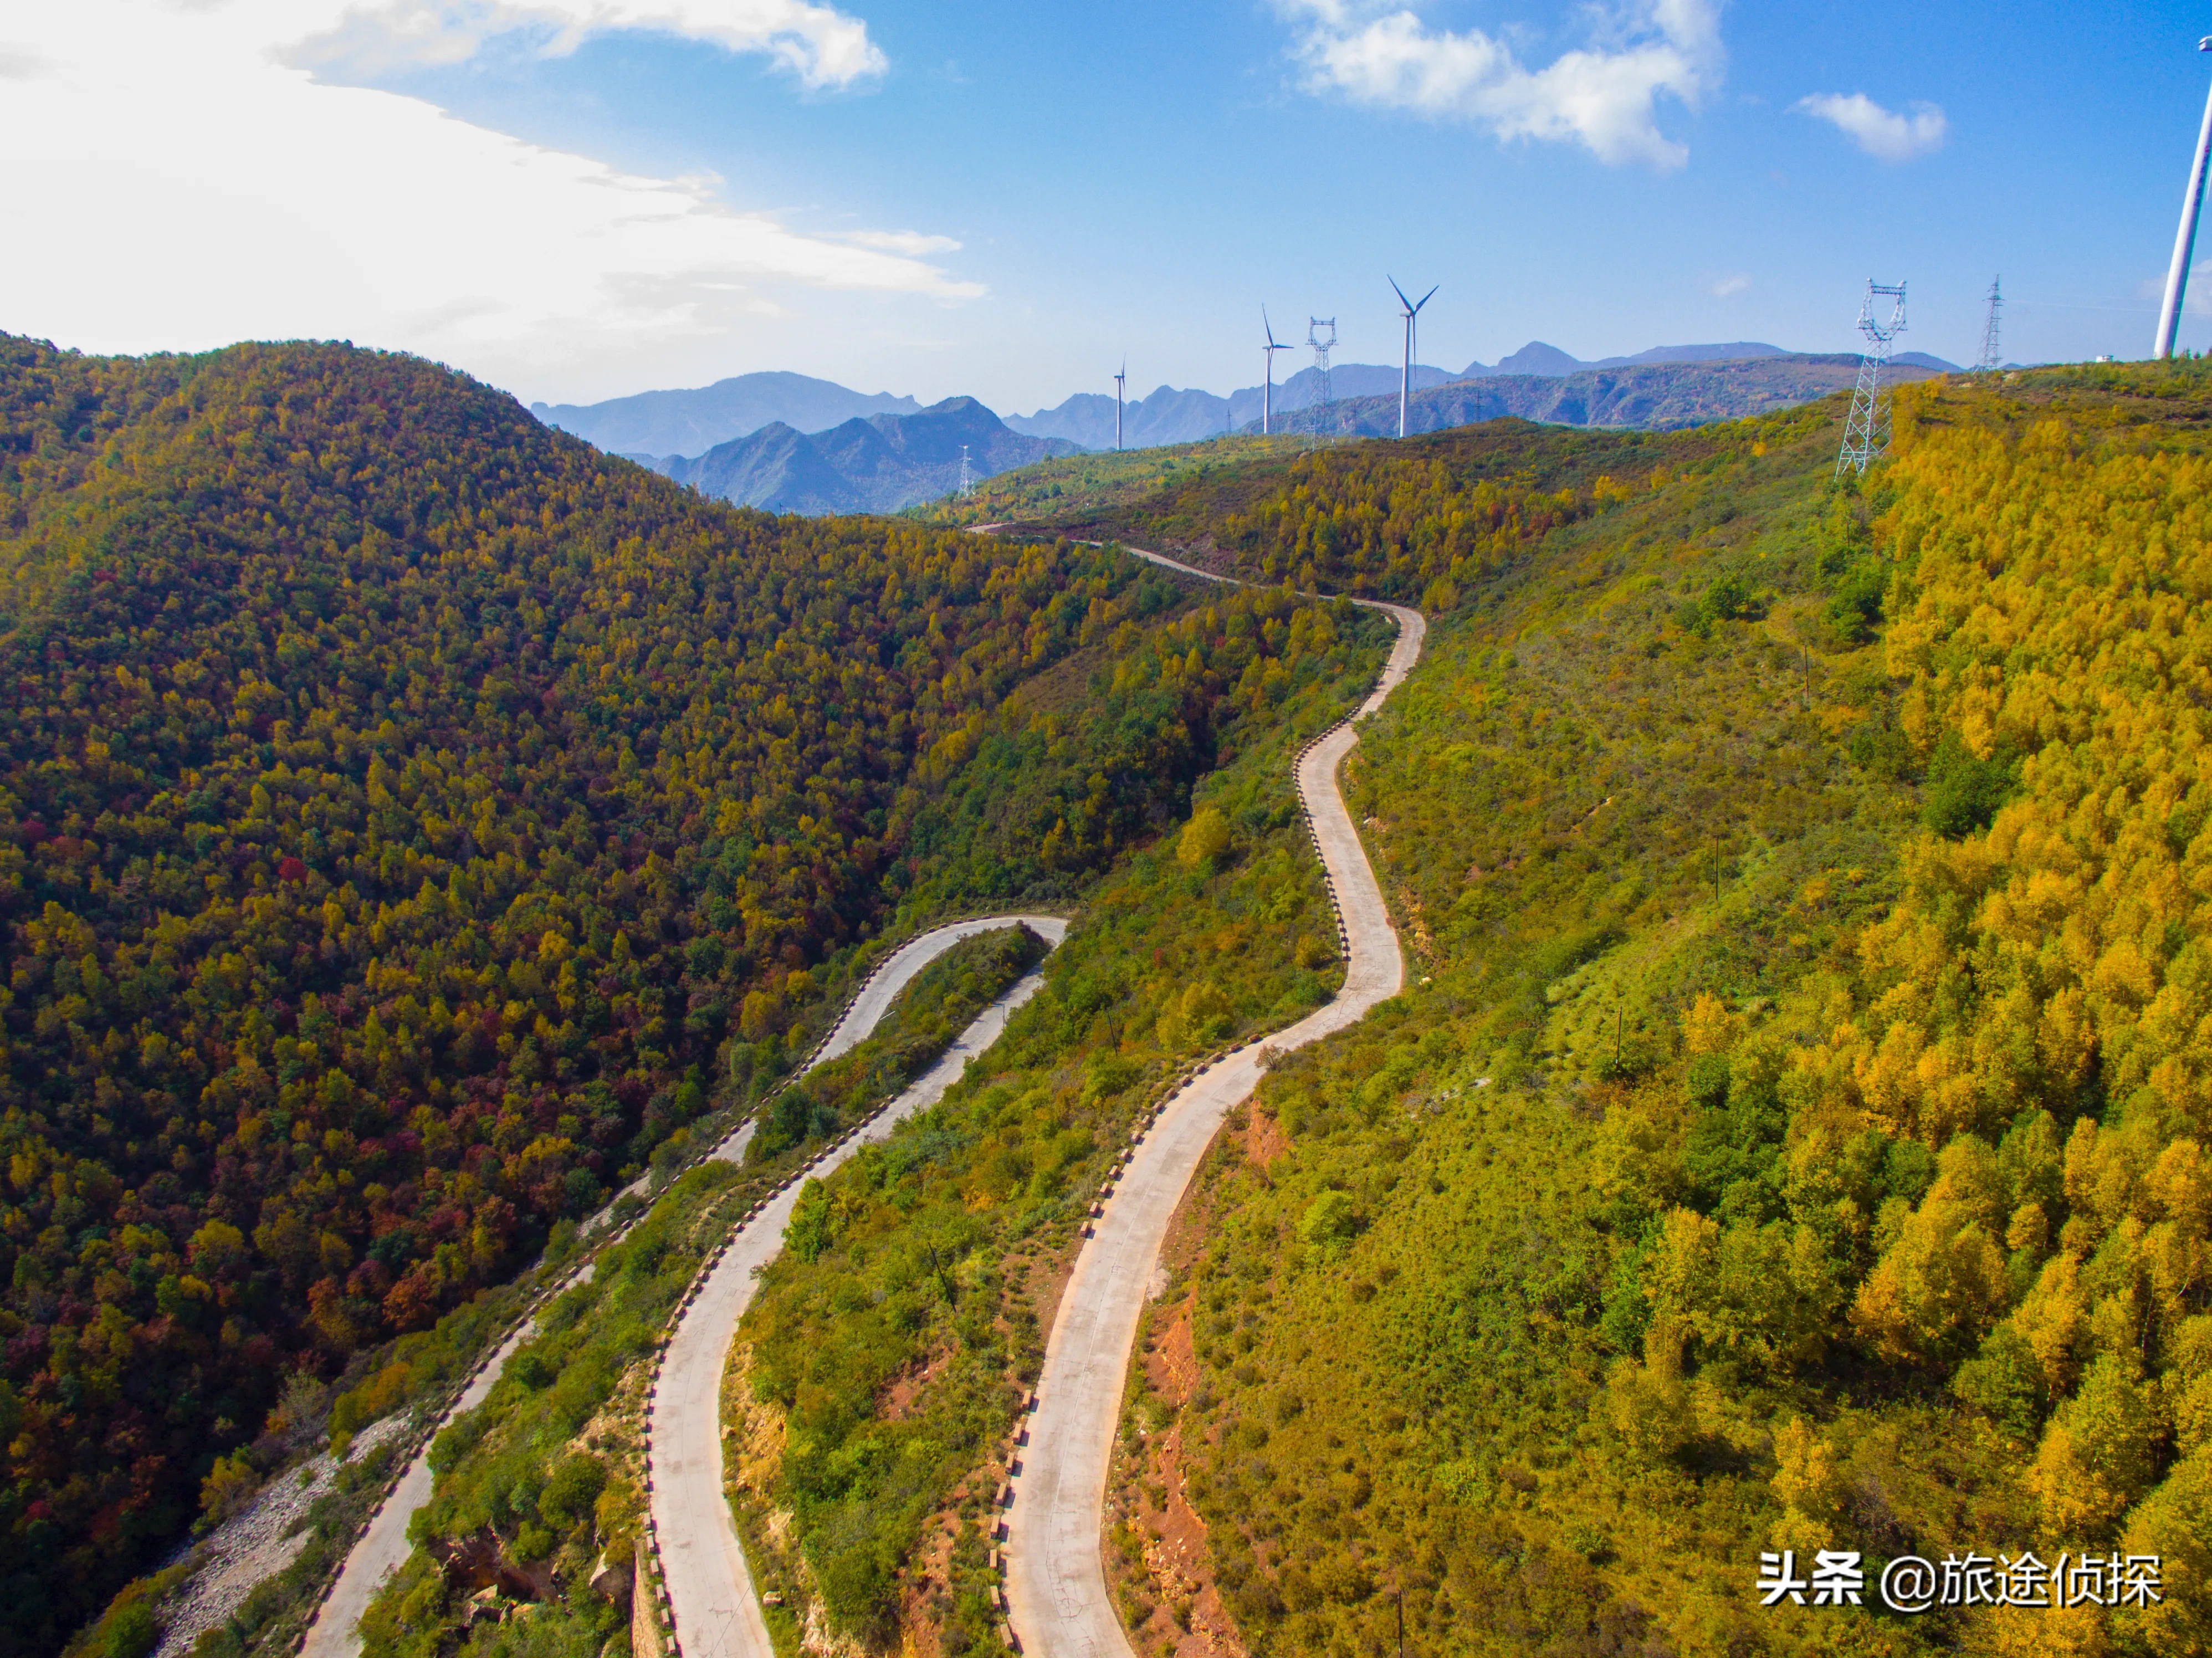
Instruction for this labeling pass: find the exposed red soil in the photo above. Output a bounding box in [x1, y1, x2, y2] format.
[1243, 1105, 1288, 1170]
[1102, 1112, 1280, 1658]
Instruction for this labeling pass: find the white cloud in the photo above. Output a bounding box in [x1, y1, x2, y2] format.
[292, 0, 885, 88]
[1795, 92, 1947, 162]
[0, 43, 54, 79]
[1709, 274, 1750, 298]
[1277, 0, 1723, 171]
[0, 1, 974, 400]
[837, 230, 964, 255]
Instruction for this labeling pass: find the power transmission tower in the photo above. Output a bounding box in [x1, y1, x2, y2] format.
[1836, 279, 1908, 479]
[1974, 277, 2003, 372]
[957, 444, 974, 500]
[1308, 317, 1337, 408]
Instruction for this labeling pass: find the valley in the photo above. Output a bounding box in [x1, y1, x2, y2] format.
[14, 342, 2212, 1658]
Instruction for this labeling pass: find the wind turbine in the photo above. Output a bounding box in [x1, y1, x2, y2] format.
[1114, 359, 1127, 452]
[1390, 277, 1438, 439]
[1261, 309, 1292, 435]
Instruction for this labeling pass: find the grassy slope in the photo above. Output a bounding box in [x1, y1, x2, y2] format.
[1136, 415, 1920, 1657]
[1104, 367, 2212, 1658]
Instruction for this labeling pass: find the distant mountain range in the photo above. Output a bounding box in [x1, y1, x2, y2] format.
[544, 340, 1965, 516]
[1459, 339, 1958, 378]
[1457, 339, 1783, 377]
[1003, 364, 1459, 451]
[1261, 352, 1954, 439]
[532, 370, 920, 457]
[640, 397, 1078, 515]
[536, 341, 1949, 463]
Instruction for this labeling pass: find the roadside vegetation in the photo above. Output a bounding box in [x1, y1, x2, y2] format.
[323, 511, 1390, 1658]
[345, 924, 1049, 1658]
[1104, 362, 2212, 1658]
[727, 591, 1394, 1658]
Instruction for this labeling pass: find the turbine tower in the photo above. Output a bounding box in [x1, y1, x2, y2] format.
[1390, 277, 1438, 439]
[1974, 277, 2003, 373]
[1837, 280, 1908, 479]
[1308, 318, 1337, 410]
[1261, 309, 1292, 434]
[2156, 37, 2212, 359]
[1114, 359, 1127, 452]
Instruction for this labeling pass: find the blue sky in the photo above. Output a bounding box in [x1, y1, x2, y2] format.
[3, 1, 2210, 411]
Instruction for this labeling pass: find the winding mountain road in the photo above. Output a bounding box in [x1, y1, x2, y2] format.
[651, 917, 1068, 1658]
[302, 537, 1422, 1658]
[1005, 551, 1422, 1658]
[300, 917, 1067, 1658]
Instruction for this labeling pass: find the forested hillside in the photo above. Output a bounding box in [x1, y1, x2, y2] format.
[917, 416, 1722, 588]
[347, 580, 1392, 1658]
[1092, 365, 2212, 1657]
[0, 334, 1293, 1657]
[34, 334, 2212, 1658]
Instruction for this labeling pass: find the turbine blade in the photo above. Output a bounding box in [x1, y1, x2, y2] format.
[1417, 285, 1438, 310]
[1389, 275, 1412, 310]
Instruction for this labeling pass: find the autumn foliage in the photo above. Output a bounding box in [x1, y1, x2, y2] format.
[0, 334, 1221, 1655]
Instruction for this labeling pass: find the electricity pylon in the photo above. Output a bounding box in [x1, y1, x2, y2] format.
[1974, 277, 2003, 373]
[1837, 280, 1907, 478]
[1308, 318, 1336, 408]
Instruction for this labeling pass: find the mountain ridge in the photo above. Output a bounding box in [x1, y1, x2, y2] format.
[0, 331, 1187, 1656]
[654, 396, 1080, 515]
[535, 340, 1955, 460]
[1257, 351, 1951, 437]
[531, 370, 920, 458]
